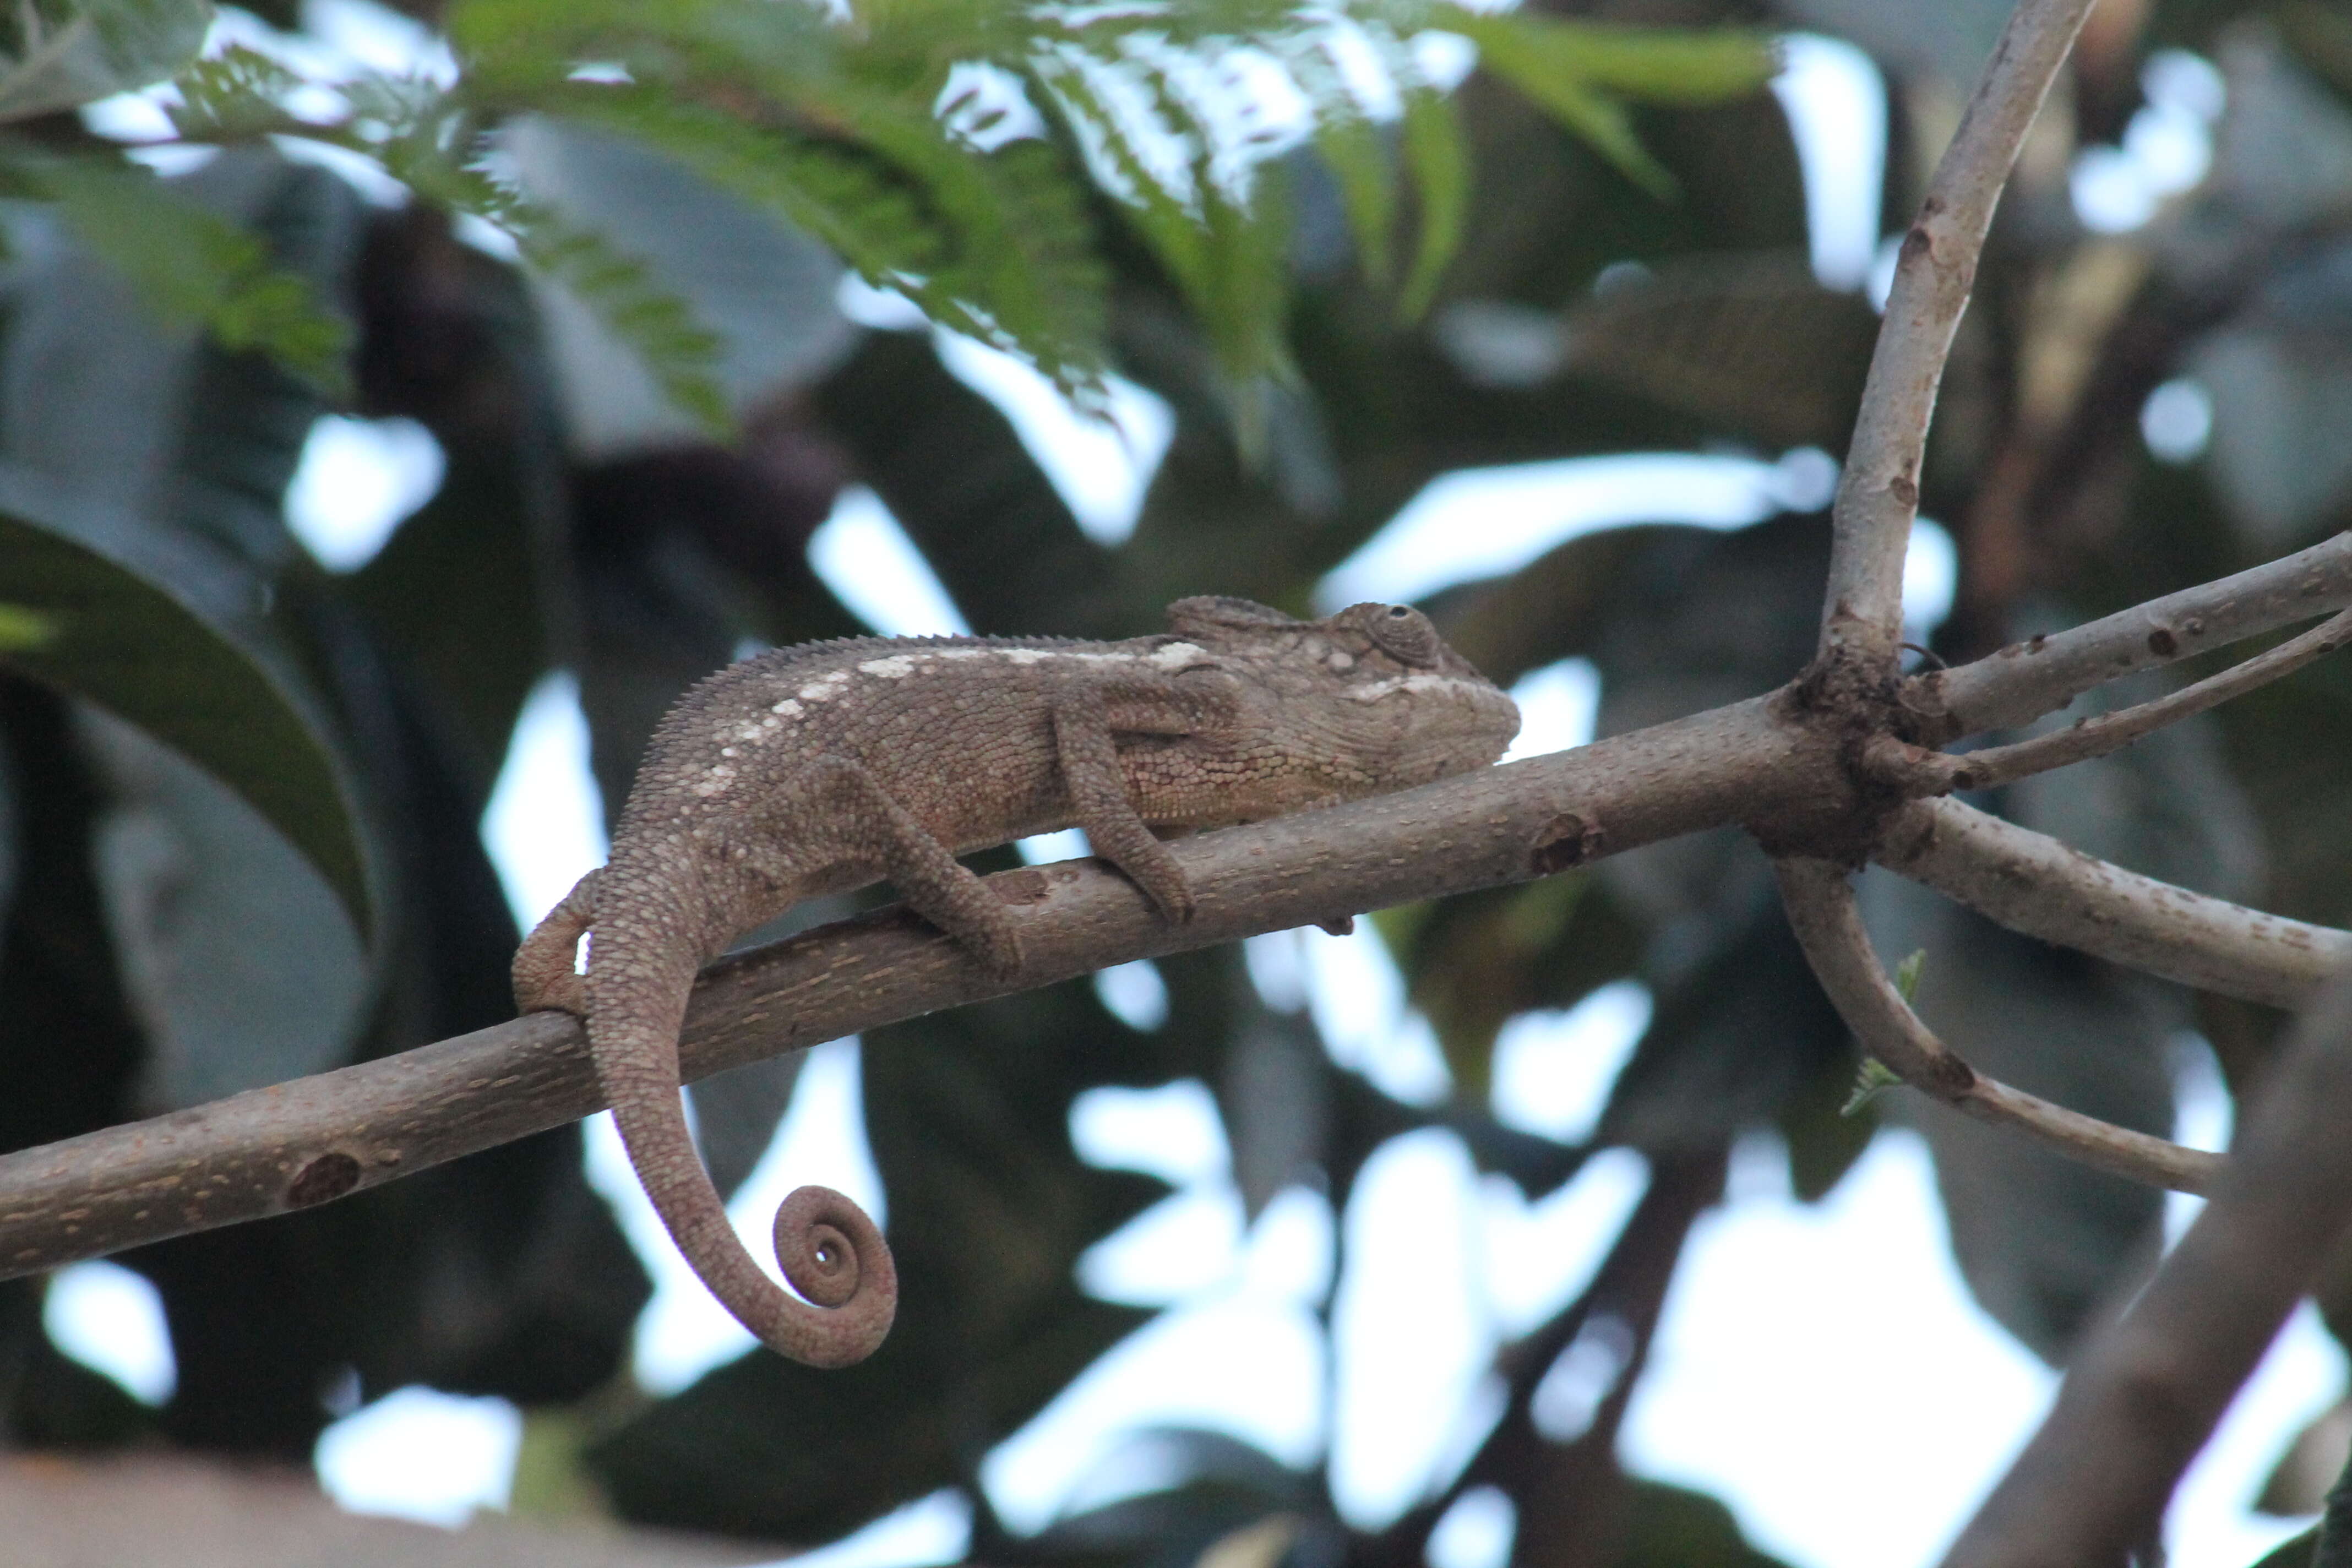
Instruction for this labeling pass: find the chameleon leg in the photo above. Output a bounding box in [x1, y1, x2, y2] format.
[789, 754, 1026, 977]
[1049, 701, 1196, 924]
[513, 869, 598, 1016]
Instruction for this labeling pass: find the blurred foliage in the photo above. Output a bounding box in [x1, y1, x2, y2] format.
[2, 0, 2351, 1565]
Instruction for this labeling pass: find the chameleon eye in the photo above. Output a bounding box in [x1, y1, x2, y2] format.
[1365, 605, 1440, 667]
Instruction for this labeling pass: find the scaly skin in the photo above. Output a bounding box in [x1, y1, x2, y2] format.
[514, 596, 1520, 1367]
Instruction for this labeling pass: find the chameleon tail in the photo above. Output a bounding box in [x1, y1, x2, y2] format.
[587, 913, 897, 1369]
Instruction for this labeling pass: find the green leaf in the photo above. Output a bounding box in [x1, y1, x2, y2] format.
[1840, 951, 1923, 1114]
[165, 42, 306, 141]
[449, 0, 1112, 402]
[547, 85, 1109, 407]
[0, 603, 58, 649]
[1311, 106, 1396, 287]
[1436, 13, 1774, 199]
[1274, 32, 1395, 287]
[1437, 12, 1777, 104]
[0, 470, 374, 939]
[1893, 947, 1925, 1001]
[1842, 1055, 1903, 1117]
[522, 219, 733, 438]
[30, 157, 351, 395]
[0, 0, 212, 123]
[1396, 80, 1468, 319]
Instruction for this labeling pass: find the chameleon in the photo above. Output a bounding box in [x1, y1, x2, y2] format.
[513, 595, 1520, 1368]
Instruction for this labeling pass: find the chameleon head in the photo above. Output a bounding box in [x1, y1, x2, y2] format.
[1161, 596, 1522, 812]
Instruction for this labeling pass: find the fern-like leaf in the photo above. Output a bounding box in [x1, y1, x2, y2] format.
[368, 115, 734, 436]
[26, 155, 350, 393]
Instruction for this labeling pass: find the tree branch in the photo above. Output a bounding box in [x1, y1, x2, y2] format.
[1773, 857, 2224, 1194]
[1941, 966, 2352, 1567]
[0, 696, 1834, 1276]
[1899, 608, 2352, 793]
[1921, 529, 2352, 740]
[1876, 797, 2351, 1009]
[8, 529, 2343, 1273]
[1821, 0, 2101, 665]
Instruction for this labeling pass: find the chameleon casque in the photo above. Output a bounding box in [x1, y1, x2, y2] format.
[513, 595, 1521, 1368]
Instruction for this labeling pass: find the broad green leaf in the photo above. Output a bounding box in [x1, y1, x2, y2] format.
[81, 707, 369, 1107]
[31, 157, 351, 395]
[0, 470, 374, 938]
[0, 0, 211, 122]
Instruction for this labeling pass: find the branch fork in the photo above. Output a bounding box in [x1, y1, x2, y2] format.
[1780, 0, 2352, 1551]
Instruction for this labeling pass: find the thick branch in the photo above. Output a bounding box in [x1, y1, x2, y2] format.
[1821, 0, 2100, 663]
[1914, 608, 2352, 792]
[1878, 798, 2351, 1009]
[1922, 530, 2352, 739]
[1942, 967, 2352, 1567]
[1773, 857, 2224, 1194]
[0, 696, 1833, 1277]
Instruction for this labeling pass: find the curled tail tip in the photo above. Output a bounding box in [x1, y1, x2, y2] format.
[769, 1183, 897, 1369]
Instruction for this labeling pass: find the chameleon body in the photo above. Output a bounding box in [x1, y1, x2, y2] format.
[514, 596, 1520, 1367]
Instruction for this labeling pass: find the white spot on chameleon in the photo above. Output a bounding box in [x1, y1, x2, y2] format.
[771, 699, 803, 718]
[935, 648, 989, 661]
[1328, 651, 1355, 672]
[1150, 641, 1206, 670]
[1348, 673, 1478, 703]
[1003, 648, 1049, 665]
[859, 655, 922, 678]
[799, 672, 852, 701]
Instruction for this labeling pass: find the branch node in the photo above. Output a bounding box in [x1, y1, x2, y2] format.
[1531, 811, 1607, 873]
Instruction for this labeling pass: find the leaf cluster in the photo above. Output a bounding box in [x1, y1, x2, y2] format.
[9, 0, 1770, 439]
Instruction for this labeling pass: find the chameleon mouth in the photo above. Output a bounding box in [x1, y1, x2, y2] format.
[1347, 671, 1502, 704]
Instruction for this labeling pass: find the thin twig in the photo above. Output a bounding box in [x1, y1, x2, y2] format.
[1920, 608, 2352, 793]
[1941, 966, 2352, 1567]
[1923, 530, 2352, 741]
[1876, 798, 2351, 1010]
[1820, 0, 2102, 665]
[1773, 857, 2224, 1194]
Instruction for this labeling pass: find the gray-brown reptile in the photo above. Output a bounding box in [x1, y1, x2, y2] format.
[514, 596, 1520, 1367]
